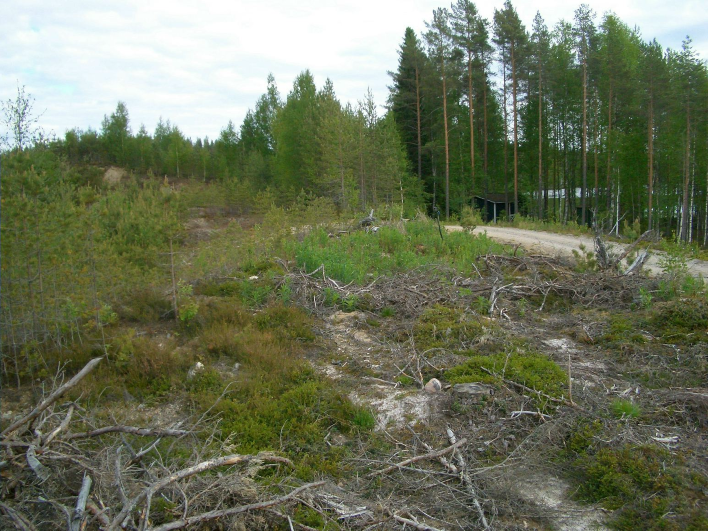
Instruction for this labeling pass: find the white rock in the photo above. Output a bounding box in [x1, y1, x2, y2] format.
[424, 378, 442, 393]
[187, 361, 205, 380]
[452, 382, 494, 396]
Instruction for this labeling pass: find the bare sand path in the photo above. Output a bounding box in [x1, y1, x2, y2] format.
[445, 224, 708, 277]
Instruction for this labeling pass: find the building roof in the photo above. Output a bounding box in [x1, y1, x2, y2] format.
[474, 194, 514, 204]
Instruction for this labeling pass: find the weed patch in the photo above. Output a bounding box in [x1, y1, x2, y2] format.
[289, 221, 505, 284]
[413, 304, 484, 351]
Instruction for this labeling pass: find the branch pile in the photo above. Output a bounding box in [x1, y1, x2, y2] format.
[0, 358, 323, 530]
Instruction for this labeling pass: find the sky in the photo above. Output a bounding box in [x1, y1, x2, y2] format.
[1, 0, 706, 143]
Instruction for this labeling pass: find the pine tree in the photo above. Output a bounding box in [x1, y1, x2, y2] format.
[530, 12, 550, 219]
[573, 5, 596, 225]
[450, 0, 481, 194]
[389, 28, 429, 184]
[494, 0, 528, 219]
[425, 7, 454, 219]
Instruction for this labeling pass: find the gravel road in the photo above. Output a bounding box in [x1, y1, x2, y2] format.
[445, 224, 708, 278]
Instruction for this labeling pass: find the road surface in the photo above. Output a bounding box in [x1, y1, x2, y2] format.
[445, 224, 708, 278]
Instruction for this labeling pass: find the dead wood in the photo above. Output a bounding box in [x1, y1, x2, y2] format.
[65, 425, 189, 441]
[148, 481, 325, 531]
[0, 501, 37, 531]
[1, 357, 102, 438]
[107, 452, 293, 530]
[70, 473, 92, 531]
[367, 438, 467, 477]
[392, 513, 446, 531]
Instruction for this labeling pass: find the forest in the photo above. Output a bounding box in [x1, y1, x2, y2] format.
[1, 1, 707, 530]
[5, 1, 707, 241]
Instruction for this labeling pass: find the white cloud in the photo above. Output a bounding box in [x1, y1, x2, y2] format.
[1, 0, 705, 141]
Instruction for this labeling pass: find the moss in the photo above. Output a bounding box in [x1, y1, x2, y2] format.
[570, 444, 707, 530]
[446, 348, 567, 407]
[413, 304, 483, 351]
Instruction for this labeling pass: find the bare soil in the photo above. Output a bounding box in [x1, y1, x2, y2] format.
[445, 224, 708, 277]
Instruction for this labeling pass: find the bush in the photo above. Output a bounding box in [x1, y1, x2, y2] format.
[460, 206, 483, 231]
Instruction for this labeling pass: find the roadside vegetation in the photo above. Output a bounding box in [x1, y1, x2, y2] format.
[2, 146, 706, 529]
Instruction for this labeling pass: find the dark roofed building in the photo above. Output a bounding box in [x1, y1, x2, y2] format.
[473, 194, 516, 223]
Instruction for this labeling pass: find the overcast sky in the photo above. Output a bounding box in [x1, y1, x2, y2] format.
[2, 0, 706, 143]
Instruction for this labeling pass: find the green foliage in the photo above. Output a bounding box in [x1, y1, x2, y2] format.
[657, 240, 693, 299]
[459, 206, 483, 231]
[289, 221, 505, 284]
[472, 296, 491, 314]
[177, 281, 199, 326]
[572, 243, 598, 272]
[413, 305, 483, 351]
[611, 399, 641, 419]
[638, 287, 653, 309]
[446, 348, 567, 407]
[572, 445, 707, 529]
[621, 218, 641, 241]
[381, 306, 396, 318]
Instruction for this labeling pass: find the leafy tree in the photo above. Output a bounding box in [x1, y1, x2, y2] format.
[1, 83, 45, 152]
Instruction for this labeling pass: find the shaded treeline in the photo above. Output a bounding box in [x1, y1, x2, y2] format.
[389, 1, 708, 240]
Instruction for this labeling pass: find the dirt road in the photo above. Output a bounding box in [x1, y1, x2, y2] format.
[446, 224, 708, 277]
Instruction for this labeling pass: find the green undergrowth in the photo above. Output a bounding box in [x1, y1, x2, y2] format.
[412, 304, 486, 351]
[288, 221, 506, 284]
[190, 302, 371, 478]
[560, 418, 707, 530]
[60, 300, 372, 480]
[446, 347, 567, 409]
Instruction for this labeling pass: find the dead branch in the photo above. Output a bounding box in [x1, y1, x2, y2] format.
[625, 249, 649, 275]
[367, 438, 467, 477]
[0, 501, 38, 531]
[70, 473, 92, 531]
[392, 513, 446, 531]
[147, 481, 326, 531]
[1, 357, 102, 438]
[508, 411, 552, 420]
[612, 230, 656, 268]
[446, 427, 490, 531]
[40, 404, 74, 447]
[86, 500, 111, 527]
[65, 425, 189, 441]
[107, 453, 294, 530]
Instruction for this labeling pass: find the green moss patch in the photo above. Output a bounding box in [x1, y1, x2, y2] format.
[446, 348, 567, 406]
[573, 445, 707, 530]
[413, 304, 484, 351]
